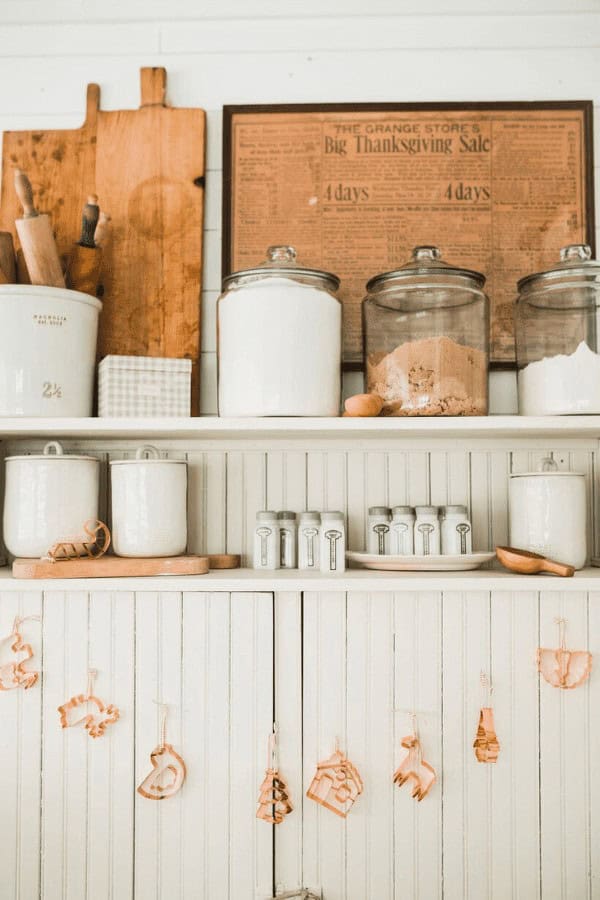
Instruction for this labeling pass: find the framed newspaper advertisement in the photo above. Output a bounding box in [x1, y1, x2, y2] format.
[223, 102, 594, 368]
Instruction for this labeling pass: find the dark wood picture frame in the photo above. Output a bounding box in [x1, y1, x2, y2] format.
[223, 101, 594, 369]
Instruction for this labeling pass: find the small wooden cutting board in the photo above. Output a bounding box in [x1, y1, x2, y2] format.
[12, 555, 210, 579]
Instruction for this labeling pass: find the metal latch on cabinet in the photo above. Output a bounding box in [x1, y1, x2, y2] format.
[272, 889, 322, 899]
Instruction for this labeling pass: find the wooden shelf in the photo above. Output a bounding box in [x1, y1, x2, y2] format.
[1, 565, 599, 592]
[1, 415, 600, 441]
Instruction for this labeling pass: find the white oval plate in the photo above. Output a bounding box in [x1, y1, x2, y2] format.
[346, 550, 496, 572]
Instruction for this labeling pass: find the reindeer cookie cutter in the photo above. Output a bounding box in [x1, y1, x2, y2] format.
[537, 617, 592, 690]
[0, 614, 40, 691]
[257, 723, 293, 825]
[58, 668, 119, 738]
[137, 701, 186, 800]
[393, 712, 436, 801]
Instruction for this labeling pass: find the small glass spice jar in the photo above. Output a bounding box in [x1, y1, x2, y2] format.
[390, 506, 415, 555]
[440, 505, 472, 555]
[278, 510, 297, 568]
[414, 506, 441, 556]
[320, 511, 346, 574]
[253, 511, 280, 570]
[298, 511, 321, 570]
[367, 506, 391, 554]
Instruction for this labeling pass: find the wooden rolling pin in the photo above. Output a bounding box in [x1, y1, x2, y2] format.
[65, 195, 104, 295]
[14, 169, 65, 288]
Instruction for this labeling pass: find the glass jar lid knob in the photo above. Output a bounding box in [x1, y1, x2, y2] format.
[267, 245, 297, 263]
[412, 246, 441, 261]
[560, 244, 592, 262]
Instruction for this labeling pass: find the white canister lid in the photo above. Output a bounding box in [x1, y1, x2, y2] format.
[5, 440, 98, 463]
[109, 445, 187, 465]
[509, 456, 584, 478]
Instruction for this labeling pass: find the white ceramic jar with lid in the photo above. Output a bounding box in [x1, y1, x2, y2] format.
[367, 506, 391, 554]
[440, 505, 472, 555]
[278, 511, 297, 569]
[253, 511, 280, 570]
[298, 511, 321, 570]
[509, 457, 587, 569]
[3, 440, 99, 557]
[391, 506, 415, 555]
[110, 445, 187, 558]
[218, 246, 342, 416]
[414, 506, 441, 556]
[320, 511, 346, 573]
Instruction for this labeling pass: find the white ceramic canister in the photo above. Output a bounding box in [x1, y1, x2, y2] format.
[298, 511, 321, 570]
[110, 446, 187, 558]
[320, 511, 346, 574]
[367, 506, 391, 554]
[218, 246, 342, 416]
[278, 511, 297, 569]
[0, 285, 102, 417]
[3, 440, 99, 557]
[253, 511, 280, 570]
[440, 505, 473, 555]
[509, 458, 587, 569]
[414, 506, 441, 556]
[391, 506, 415, 555]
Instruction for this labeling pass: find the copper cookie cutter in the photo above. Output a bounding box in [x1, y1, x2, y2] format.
[137, 701, 186, 800]
[473, 672, 500, 763]
[58, 668, 120, 738]
[257, 723, 293, 824]
[306, 739, 364, 818]
[0, 614, 40, 691]
[537, 617, 592, 690]
[44, 519, 111, 562]
[393, 714, 436, 801]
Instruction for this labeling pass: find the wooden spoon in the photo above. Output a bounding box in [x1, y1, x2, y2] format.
[496, 546, 575, 577]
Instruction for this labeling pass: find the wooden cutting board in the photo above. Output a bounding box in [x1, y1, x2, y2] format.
[12, 555, 210, 579]
[0, 68, 205, 413]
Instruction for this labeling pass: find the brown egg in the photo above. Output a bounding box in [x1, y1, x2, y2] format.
[344, 393, 384, 417]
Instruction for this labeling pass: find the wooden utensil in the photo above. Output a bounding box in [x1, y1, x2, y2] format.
[65, 194, 103, 295]
[208, 553, 241, 569]
[0, 69, 205, 412]
[0, 231, 16, 282]
[496, 546, 575, 577]
[14, 169, 65, 288]
[12, 554, 209, 579]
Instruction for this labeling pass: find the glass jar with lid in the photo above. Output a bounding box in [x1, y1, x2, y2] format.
[362, 246, 489, 416]
[515, 245, 600, 415]
[218, 246, 341, 417]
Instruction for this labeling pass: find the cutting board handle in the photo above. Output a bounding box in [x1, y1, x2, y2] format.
[140, 67, 167, 108]
[85, 83, 100, 127]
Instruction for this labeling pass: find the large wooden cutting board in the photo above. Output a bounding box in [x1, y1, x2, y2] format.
[0, 68, 205, 413]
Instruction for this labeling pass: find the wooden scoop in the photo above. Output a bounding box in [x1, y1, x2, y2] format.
[496, 546, 575, 577]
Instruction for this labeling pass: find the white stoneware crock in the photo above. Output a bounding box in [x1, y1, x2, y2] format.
[509, 458, 587, 569]
[110, 445, 187, 558]
[0, 285, 102, 417]
[3, 440, 99, 557]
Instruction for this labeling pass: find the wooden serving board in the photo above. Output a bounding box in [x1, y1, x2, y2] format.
[12, 555, 209, 579]
[0, 68, 205, 413]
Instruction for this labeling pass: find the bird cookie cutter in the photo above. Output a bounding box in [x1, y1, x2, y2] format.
[137, 701, 186, 800]
[306, 739, 363, 818]
[393, 714, 436, 801]
[0, 614, 40, 691]
[537, 617, 592, 690]
[58, 668, 119, 738]
[473, 672, 500, 763]
[256, 723, 293, 824]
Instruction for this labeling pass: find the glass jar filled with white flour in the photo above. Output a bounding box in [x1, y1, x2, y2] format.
[218, 246, 341, 416]
[515, 245, 600, 415]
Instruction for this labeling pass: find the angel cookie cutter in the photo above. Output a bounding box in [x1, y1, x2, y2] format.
[537, 617, 592, 690]
[306, 740, 363, 818]
[137, 702, 186, 801]
[0, 614, 40, 691]
[58, 668, 119, 738]
[393, 715, 436, 801]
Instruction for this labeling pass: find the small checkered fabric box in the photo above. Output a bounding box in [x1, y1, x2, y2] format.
[98, 355, 192, 417]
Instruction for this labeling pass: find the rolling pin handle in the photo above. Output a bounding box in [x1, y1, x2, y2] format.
[14, 169, 37, 218]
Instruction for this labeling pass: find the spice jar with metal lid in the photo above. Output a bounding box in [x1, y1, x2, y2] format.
[515, 245, 600, 415]
[363, 246, 489, 416]
[218, 246, 342, 417]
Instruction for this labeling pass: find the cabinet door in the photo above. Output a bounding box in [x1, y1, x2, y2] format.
[0, 589, 274, 900]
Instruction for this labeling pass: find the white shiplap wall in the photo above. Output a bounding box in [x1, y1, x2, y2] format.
[0, 0, 598, 412]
